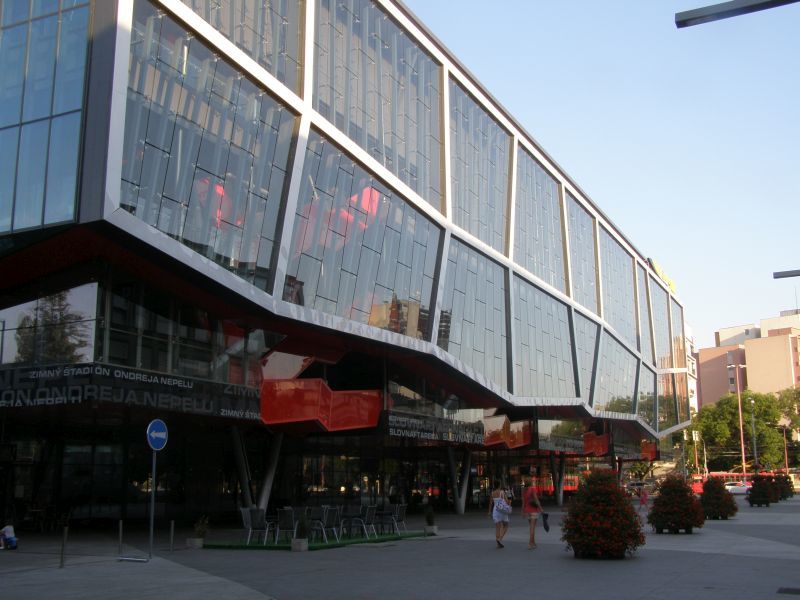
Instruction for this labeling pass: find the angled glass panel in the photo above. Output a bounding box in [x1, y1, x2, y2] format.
[566, 193, 597, 313]
[14, 120, 49, 230]
[439, 238, 507, 389]
[0, 126, 19, 232]
[43, 111, 80, 224]
[449, 78, 510, 253]
[122, 1, 296, 291]
[599, 226, 635, 347]
[573, 311, 598, 400]
[513, 275, 574, 398]
[671, 298, 686, 369]
[658, 372, 677, 431]
[314, 0, 442, 208]
[52, 6, 89, 114]
[22, 15, 58, 122]
[675, 372, 690, 423]
[593, 332, 637, 413]
[0, 23, 27, 128]
[638, 366, 656, 429]
[636, 264, 654, 365]
[181, 0, 302, 93]
[514, 147, 565, 292]
[285, 130, 441, 341]
[650, 278, 672, 369]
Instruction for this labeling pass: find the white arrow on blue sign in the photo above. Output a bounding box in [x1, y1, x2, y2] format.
[146, 419, 168, 451]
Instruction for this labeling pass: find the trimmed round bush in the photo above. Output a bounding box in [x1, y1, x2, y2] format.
[648, 475, 705, 534]
[700, 478, 738, 520]
[561, 470, 645, 559]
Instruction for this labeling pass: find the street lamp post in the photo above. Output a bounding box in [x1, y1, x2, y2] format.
[783, 427, 790, 472]
[728, 363, 748, 476]
[750, 398, 758, 470]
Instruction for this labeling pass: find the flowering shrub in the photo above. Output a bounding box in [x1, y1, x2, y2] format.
[648, 475, 705, 533]
[700, 478, 737, 519]
[561, 470, 645, 559]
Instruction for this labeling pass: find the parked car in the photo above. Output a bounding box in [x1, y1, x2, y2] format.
[724, 482, 749, 495]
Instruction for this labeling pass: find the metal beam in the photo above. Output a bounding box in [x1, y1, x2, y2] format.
[676, 0, 800, 28]
[774, 269, 800, 279]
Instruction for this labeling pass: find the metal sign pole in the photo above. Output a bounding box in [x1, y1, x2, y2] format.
[149, 449, 156, 560]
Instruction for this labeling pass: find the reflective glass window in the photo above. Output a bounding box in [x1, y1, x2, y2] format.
[0, 23, 26, 128]
[566, 193, 597, 313]
[181, 0, 302, 93]
[513, 275, 574, 398]
[658, 372, 677, 431]
[636, 264, 654, 364]
[638, 366, 656, 429]
[315, 0, 441, 208]
[573, 311, 598, 400]
[0, 283, 97, 365]
[44, 111, 81, 224]
[439, 239, 508, 390]
[449, 79, 510, 253]
[675, 372, 689, 423]
[14, 120, 48, 230]
[599, 227, 635, 347]
[0, 2, 88, 233]
[0, 126, 18, 232]
[123, 1, 296, 291]
[53, 6, 89, 114]
[514, 147, 565, 292]
[22, 14, 58, 122]
[593, 332, 636, 413]
[285, 130, 441, 341]
[650, 278, 672, 369]
[671, 298, 686, 368]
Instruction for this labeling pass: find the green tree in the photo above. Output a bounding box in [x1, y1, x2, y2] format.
[691, 392, 783, 471]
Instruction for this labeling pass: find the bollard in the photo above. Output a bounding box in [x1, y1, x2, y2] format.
[59, 526, 69, 568]
[118, 520, 123, 556]
[170, 520, 174, 552]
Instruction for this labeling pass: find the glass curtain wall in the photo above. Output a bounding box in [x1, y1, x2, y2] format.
[593, 333, 637, 413]
[512, 276, 575, 398]
[650, 279, 672, 370]
[315, 0, 442, 208]
[180, 0, 303, 93]
[637, 366, 657, 428]
[121, 0, 296, 292]
[283, 130, 441, 340]
[573, 311, 598, 401]
[636, 264, 655, 364]
[566, 193, 597, 314]
[438, 238, 508, 390]
[514, 147, 565, 293]
[449, 79, 510, 253]
[0, 1, 89, 232]
[599, 227, 636, 347]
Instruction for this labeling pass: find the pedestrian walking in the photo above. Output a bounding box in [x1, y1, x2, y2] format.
[638, 487, 649, 515]
[489, 482, 511, 548]
[522, 478, 543, 549]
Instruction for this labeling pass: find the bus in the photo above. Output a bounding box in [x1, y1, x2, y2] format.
[691, 471, 754, 494]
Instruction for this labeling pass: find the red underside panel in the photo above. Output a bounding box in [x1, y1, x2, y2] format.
[583, 432, 610, 456]
[261, 379, 382, 432]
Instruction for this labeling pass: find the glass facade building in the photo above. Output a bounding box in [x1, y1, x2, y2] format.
[0, 0, 691, 521]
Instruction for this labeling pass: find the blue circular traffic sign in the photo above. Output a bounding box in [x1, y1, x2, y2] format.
[146, 419, 168, 451]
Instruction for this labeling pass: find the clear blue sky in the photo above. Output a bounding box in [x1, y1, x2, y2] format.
[401, 0, 800, 349]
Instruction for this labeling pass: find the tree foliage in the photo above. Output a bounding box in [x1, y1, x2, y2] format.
[14, 291, 90, 364]
[690, 391, 786, 471]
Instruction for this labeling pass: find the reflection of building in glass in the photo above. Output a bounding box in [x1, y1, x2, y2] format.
[0, 0, 691, 521]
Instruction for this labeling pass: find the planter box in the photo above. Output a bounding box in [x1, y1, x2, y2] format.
[291, 538, 309, 552]
[185, 537, 204, 549]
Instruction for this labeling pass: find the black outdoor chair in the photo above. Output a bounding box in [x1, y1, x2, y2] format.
[274, 508, 296, 544]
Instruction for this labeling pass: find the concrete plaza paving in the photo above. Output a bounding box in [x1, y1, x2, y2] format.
[2, 495, 800, 599]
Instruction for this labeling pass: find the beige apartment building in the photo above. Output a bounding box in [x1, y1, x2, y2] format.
[698, 311, 800, 407]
